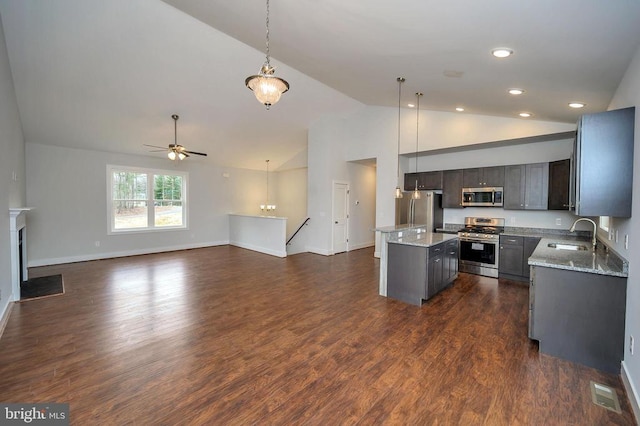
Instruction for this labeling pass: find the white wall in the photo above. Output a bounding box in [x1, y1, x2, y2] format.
[607, 43, 640, 416]
[24, 142, 297, 266]
[275, 167, 308, 238]
[347, 161, 376, 250]
[0, 14, 25, 315]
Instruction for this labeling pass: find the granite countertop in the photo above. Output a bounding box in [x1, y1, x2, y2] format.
[375, 224, 430, 233]
[528, 236, 628, 277]
[388, 231, 457, 248]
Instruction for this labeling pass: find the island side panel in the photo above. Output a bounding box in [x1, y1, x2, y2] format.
[386, 242, 427, 306]
[533, 265, 627, 373]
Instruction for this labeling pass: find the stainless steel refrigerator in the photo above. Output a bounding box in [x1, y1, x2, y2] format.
[395, 191, 444, 231]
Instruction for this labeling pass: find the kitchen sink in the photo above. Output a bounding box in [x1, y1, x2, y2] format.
[547, 242, 589, 251]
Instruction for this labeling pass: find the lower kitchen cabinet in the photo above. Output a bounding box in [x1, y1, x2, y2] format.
[427, 245, 444, 299]
[529, 265, 627, 373]
[444, 238, 459, 285]
[499, 235, 541, 282]
[386, 238, 458, 306]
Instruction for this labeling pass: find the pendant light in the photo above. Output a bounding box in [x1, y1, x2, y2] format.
[260, 160, 276, 212]
[412, 92, 423, 200]
[394, 77, 405, 199]
[245, 0, 289, 110]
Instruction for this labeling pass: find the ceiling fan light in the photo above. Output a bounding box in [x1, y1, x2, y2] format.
[168, 150, 176, 160]
[178, 152, 186, 160]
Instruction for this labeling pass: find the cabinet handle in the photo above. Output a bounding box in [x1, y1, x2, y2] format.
[435, 259, 441, 263]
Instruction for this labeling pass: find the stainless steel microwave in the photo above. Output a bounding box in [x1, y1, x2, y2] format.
[461, 187, 503, 207]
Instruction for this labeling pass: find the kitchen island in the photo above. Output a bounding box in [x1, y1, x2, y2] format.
[528, 237, 628, 372]
[375, 224, 433, 296]
[385, 231, 458, 306]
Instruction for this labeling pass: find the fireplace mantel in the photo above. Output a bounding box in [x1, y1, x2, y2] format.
[9, 208, 31, 301]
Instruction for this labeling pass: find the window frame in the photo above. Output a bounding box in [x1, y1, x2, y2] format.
[107, 165, 188, 234]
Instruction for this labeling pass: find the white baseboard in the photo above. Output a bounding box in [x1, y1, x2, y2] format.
[348, 241, 375, 251]
[28, 241, 230, 267]
[0, 301, 14, 340]
[306, 246, 331, 256]
[621, 361, 640, 423]
[229, 241, 287, 258]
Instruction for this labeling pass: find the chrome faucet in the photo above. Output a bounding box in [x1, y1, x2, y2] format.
[569, 217, 597, 249]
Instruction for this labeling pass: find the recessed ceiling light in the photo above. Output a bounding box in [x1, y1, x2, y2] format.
[407, 103, 415, 108]
[508, 88, 524, 95]
[569, 102, 586, 108]
[455, 107, 465, 112]
[492, 48, 513, 58]
[519, 112, 532, 118]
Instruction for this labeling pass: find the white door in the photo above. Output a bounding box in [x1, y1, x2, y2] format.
[332, 182, 349, 254]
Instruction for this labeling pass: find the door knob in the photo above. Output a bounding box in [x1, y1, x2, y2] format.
[334, 221, 338, 224]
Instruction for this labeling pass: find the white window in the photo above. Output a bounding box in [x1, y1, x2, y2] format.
[599, 216, 610, 232]
[107, 165, 187, 233]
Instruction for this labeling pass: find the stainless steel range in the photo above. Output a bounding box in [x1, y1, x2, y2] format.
[458, 217, 505, 278]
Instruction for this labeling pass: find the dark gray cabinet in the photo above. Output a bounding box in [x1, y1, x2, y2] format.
[404, 171, 443, 191]
[529, 265, 627, 373]
[499, 235, 524, 277]
[442, 169, 463, 208]
[463, 166, 504, 187]
[444, 238, 459, 285]
[427, 245, 444, 298]
[504, 163, 548, 210]
[548, 159, 570, 210]
[499, 235, 541, 281]
[571, 106, 635, 217]
[386, 238, 458, 306]
[503, 165, 526, 209]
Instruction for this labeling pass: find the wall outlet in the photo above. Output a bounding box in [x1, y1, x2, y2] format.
[94, 240, 100, 247]
[555, 218, 562, 226]
[615, 229, 619, 243]
[631, 335, 635, 355]
[625, 235, 629, 250]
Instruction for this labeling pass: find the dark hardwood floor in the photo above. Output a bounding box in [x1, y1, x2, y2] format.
[0, 246, 636, 425]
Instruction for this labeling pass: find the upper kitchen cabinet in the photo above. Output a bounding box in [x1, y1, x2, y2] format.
[463, 166, 504, 188]
[404, 171, 443, 191]
[504, 163, 548, 210]
[571, 106, 635, 217]
[442, 169, 464, 208]
[548, 159, 570, 210]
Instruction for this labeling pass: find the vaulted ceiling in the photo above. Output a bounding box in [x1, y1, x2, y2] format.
[1, 0, 639, 170]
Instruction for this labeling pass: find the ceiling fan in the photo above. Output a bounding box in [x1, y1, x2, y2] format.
[144, 114, 207, 160]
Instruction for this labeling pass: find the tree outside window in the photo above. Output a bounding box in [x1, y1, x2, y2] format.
[108, 166, 187, 232]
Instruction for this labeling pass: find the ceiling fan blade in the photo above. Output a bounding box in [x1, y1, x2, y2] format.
[148, 149, 166, 152]
[183, 150, 207, 156]
[144, 144, 168, 149]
